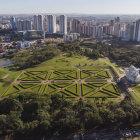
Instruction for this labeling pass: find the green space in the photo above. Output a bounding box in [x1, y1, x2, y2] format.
[1, 68, 120, 99]
[43, 84, 58, 95]
[103, 83, 120, 95]
[81, 83, 95, 96]
[88, 82, 107, 87]
[131, 85, 140, 93]
[0, 55, 121, 99]
[18, 83, 39, 89]
[65, 84, 79, 96]
[87, 90, 116, 98]
[4, 85, 21, 96]
[0, 67, 21, 95]
[53, 83, 72, 88]
[0, 40, 135, 138]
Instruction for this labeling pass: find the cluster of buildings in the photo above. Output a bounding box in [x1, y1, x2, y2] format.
[3, 15, 140, 42]
[10, 15, 67, 34]
[9, 15, 140, 42]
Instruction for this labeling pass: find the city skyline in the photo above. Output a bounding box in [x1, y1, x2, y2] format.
[1, 0, 140, 15]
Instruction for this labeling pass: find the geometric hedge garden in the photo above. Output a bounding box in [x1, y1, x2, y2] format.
[3, 69, 120, 99]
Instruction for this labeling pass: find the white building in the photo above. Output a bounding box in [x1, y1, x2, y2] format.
[17, 41, 31, 49]
[47, 15, 56, 34]
[10, 16, 16, 30]
[59, 15, 67, 34]
[126, 65, 140, 84]
[64, 33, 80, 41]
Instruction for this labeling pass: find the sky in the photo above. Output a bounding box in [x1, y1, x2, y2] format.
[0, 0, 140, 15]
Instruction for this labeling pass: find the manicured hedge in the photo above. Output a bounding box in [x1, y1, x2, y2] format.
[57, 91, 75, 98]
[4, 85, 21, 96]
[109, 66, 119, 79]
[65, 84, 79, 96]
[18, 83, 38, 89]
[103, 83, 120, 95]
[87, 90, 117, 98]
[81, 83, 95, 96]
[43, 84, 58, 95]
[53, 83, 72, 88]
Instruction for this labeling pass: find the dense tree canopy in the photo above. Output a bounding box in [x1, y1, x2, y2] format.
[0, 93, 140, 138]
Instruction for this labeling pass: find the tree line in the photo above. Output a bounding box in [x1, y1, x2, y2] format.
[11, 45, 60, 70]
[0, 92, 140, 139]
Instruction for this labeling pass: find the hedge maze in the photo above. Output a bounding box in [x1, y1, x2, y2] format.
[3, 69, 120, 99]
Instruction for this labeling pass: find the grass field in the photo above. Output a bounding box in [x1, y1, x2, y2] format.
[0, 67, 21, 95]
[130, 91, 140, 104]
[27, 56, 117, 71]
[131, 85, 140, 93]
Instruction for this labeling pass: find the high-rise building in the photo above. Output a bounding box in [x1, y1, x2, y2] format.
[33, 15, 44, 31]
[59, 15, 67, 34]
[16, 20, 23, 31]
[43, 16, 48, 32]
[38, 15, 44, 31]
[97, 26, 103, 38]
[114, 23, 121, 37]
[47, 15, 56, 34]
[10, 16, 16, 30]
[72, 19, 81, 33]
[33, 15, 38, 30]
[115, 17, 120, 23]
[133, 20, 140, 42]
[16, 20, 32, 31]
[125, 24, 131, 41]
[92, 26, 98, 38]
[67, 20, 72, 33]
[129, 23, 135, 41]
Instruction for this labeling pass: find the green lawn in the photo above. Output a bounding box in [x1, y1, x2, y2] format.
[81, 83, 95, 96]
[27, 56, 116, 71]
[132, 85, 140, 93]
[0, 67, 21, 96]
[130, 91, 140, 104]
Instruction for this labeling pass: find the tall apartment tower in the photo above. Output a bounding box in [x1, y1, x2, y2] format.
[38, 15, 44, 31]
[72, 19, 81, 33]
[59, 15, 67, 34]
[33, 15, 38, 30]
[16, 20, 32, 31]
[67, 20, 72, 33]
[47, 15, 56, 34]
[133, 20, 140, 42]
[129, 23, 135, 41]
[10, 16, 16, 30]
[33, 15, 44, 31]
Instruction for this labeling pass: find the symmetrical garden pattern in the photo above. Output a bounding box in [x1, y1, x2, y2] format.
[3, 69, 120, 99]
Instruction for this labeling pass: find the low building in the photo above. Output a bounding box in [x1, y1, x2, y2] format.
[23, 30, 45, 40]
[64, 33, 80, 41]
[17, 41, 31, 49]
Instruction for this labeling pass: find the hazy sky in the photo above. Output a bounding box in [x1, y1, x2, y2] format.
[1, 0, 140, 14]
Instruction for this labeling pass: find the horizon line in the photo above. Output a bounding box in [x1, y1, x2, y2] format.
[1, 12, 140, 16]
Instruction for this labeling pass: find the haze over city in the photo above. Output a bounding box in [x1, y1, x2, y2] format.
[1, 0, 140, 15]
